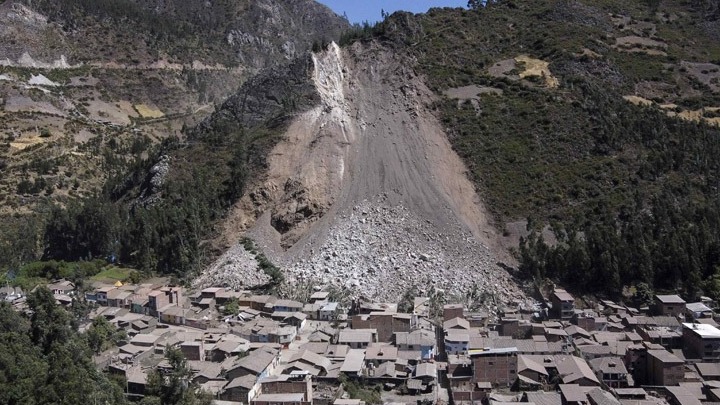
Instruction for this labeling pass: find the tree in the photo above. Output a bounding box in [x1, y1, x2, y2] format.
[87, 316, 127, 353]
[143, 347, 212, 405]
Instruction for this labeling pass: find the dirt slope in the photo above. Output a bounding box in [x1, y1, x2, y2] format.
[217, 42, 526, 305]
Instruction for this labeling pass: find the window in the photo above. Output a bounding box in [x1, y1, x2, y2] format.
[488, 361, 494, 365]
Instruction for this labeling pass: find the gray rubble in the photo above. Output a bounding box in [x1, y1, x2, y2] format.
[281, 198, 530, 312]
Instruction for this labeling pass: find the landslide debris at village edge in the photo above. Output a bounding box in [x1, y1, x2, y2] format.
[201, 41, 532, 310]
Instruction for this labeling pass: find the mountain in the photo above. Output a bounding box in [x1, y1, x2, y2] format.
[1, 0, 348, 67]
[183, 0, 720, 303]
[5, 0, 720, 305]
[0, 0, 348, 271]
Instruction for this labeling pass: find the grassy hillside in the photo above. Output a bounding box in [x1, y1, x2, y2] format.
[367, 0, 720, 299]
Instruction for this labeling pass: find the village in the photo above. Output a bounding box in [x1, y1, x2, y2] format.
[3, 280, 720, 405]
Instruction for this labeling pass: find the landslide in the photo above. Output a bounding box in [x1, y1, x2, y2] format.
[211, 41, 526, 305]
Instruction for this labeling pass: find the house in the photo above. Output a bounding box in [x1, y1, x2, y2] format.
[319, 302, 339, 321]
[683, 322, 720, 361]
[95, 286, 115, 306]
[444, 317, 471, 331]
[516, 355, 549, 388]
[131, 294, 149, 314]
[309, 291, 330, 303]
[274, 326, 298, 347]
[686, 302, 713, 320]
[554, 355, 601, 386]
[338, 329, 376, 349]
[444, 304, 464, 321]
[559, 384, 595, 405]
[587, 388, 621, 405]
[252, 374, 313, 405]
[588, 357, 630, 388]
[159, 305, 187, 325]
[224, 347, 279, 381]
[364, 344, 398, 367]
[350, 312, 413, 342]
[394, 329, 436, 360]
[1, 286, 24, 302]
[470, 347, 518, 387]
[271, 299, 304, 313]
[107, 288, 133, 308]
[285, 350, 332, 376]
[324, 344, 350, 361]
[180, 341, 204, 361]
[340, 349, 366, 377]
[283, 312, 308, 330]
[524, 391, 561, 405]
[694, 363, 720, 381]
[655, 295, 686, 317]
[220, 374, 260, 403]
[148, 287, 182, 317]
[47, 279, 75, 295]
[646, 349, 684, 386]
[125, 367, 148, 399]
[445, 330, 470, 355]
[211, 338, 250, 362]
[551, 289, 575, 320]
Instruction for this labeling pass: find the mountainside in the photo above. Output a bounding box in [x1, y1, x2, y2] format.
[220, 42, 524, 304]
[2, 0, 348, 67]
[189, 0, 720, 303]
[5, 0, 720, 306]
[0, 0, 348, 270]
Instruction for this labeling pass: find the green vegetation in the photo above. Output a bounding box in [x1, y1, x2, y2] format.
[338, 374, 382, 405]
[141, 347, 212, 405]
[90, 266, 139, 283]
[0, 287, 127, 404]
[241, 237, 285, 288]
[86, 316, 127, 354]
[30, 54, 315, 283]
[0, 259, 106, 291]
[222, 297, 240, 316]
[357, 0, 720, 299]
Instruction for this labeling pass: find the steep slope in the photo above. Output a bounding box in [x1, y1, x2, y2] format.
[201, 0, 720, 303]
[1, 0, 348, 67]
[204, 42, 526, 305]
[386, 0, 720, 299]
[0, 0, 348, 271]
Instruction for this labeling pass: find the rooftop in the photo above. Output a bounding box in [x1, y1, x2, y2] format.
[340, 349, 365, 373]
[683, 322, 720, 338]
[647, 349, 684, 364]
[553, 289, 575, 302]
[338, 329, 375, 343]
[656, 294, 686, 304]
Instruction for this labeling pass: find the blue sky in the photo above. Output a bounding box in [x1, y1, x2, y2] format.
[317, 0, 468, 24]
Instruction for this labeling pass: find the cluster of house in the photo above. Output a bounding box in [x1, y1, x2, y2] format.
[10, 277, 720, 405]
[80, 282, 441, 405]
[443, 288, 720, 405]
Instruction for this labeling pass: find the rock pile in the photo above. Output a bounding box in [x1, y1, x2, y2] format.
[193, 244, 270, 290]
[282, 197, 530, 312]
